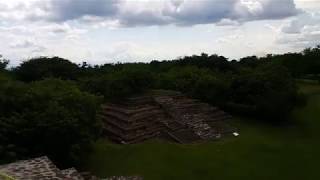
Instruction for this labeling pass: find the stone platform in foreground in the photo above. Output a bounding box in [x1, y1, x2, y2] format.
[0, 156, 85, 180]
[0, 156, 142, 180]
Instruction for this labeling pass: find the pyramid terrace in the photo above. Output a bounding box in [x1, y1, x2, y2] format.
[101, 90, 236, 144]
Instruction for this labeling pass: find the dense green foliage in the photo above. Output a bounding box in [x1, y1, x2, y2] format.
[156, 66, 230, 104]
[0, 78, 102, 167]
[80, 66, 154, 101]
[83, 82, 320, 180]
[0, 45, 319, 168]
[276, 46, 320, 78]
[15, 57, 80, 82]
[226, 64, 299, 119]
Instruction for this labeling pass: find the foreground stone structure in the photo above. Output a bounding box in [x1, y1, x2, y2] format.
[0, 157, 142, 180]
[0, 156, 86, 180]
[101, 90, 235, 144]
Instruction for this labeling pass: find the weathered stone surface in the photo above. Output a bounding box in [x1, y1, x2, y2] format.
[102, 90, 234, 144]
[0, 156, 85, 180]
[61, 168, 85, 180]
[104, 176, 143, 180]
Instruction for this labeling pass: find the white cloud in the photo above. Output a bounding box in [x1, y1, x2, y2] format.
[279, 12, 320, 48]
[216, 19, 241, 26]
[282, 12, 320, 34]
[0, 0, 301, 27]
[0, 0, 318, 65]
[10, 40, 38, 48]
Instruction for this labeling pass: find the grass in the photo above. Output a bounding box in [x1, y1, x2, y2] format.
[82, 82, 320, 180]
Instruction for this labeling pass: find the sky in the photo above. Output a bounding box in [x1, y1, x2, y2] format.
[0, 0, 320, 66]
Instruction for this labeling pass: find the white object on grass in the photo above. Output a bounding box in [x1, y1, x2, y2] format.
[233, 132, 239, 137]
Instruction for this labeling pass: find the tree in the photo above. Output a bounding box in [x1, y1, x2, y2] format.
[157, 66, 229, 105]
[80, 66, 154, 100]
[227, 63, 298, 121]
[15, 57, 80, 82]
[0, 79, 102, 166]
[239, 56, 260, 68]
[0, 55, 9, 70]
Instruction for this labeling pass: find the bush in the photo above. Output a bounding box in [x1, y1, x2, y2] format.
[80, 67, 154, 101]
[227, 63, 298, 121]
[157, 66, 230, 105]
[0, 79, 102, 166]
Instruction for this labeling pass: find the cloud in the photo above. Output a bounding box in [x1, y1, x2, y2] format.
[118, 0, 301, 26]
[10, 40, 46, 52]
[216, 19, 241, 26]
[238, 0, 300, 20]
[216, 33, 244, 44]
[0, 0, 301, 27]
[278, 29, 320, 48]
[10, 40, 36, 48]
[46, 0, 119, 22]
[41, 23, 87, 36]
[282, 12, 320, 34]
[103, 41, 158, 63]
[279, 12, 320, 48]
[0, 0, 312, 65]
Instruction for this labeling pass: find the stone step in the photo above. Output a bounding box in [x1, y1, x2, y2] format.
[105, 176, 143, 180]
[101, 90, 235, 144]
[0, 156, 82, 180]
[61, 168, 84, 180]
[101, 108, 165, 122]
[102, 105, 160, 116]
[103, 118, 164, 133]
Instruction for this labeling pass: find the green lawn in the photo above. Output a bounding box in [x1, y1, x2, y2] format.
[82, 82, 320, 180]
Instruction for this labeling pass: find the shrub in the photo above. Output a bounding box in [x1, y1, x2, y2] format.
[157, 66, 230, 105]
[0, 79, 102, 166]
[228, 63, 298, 121]
[81, 67, 154, 101]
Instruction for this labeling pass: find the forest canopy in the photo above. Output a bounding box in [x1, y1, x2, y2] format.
[0, 45, 319, 167]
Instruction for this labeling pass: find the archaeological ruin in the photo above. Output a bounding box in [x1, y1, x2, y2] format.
[101, 90, 235, 144]
[0, 91, 235, 180]
[0, 156, 89, 180]
[0, 156, 142, 180]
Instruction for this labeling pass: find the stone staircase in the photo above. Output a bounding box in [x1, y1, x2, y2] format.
[101, 90, 235, 144]
[100, 96, 168, 144]
[152, 90, 233, 142]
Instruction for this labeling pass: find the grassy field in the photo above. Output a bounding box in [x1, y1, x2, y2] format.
[82, 82, 320, 180]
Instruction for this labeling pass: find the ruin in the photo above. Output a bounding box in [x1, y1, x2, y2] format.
[0, 91, 235, 179]
[101, 90, 235, 144]
[0, 156, 86, 180]
[0, 156, 142, 180]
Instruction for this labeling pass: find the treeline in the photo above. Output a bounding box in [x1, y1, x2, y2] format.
[0, 45, 319, 167]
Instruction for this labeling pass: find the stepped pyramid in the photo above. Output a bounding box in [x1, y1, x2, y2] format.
[101, 90, 235, 144]
[101, 95, 168, 144]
